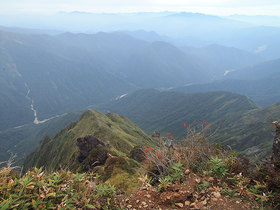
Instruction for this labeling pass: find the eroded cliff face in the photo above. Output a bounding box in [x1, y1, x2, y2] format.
[272, 121, 280, 165]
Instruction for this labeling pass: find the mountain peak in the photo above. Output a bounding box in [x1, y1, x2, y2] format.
[24, 110, 156, 171]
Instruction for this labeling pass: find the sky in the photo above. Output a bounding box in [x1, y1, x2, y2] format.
[1, 0, 280, 16]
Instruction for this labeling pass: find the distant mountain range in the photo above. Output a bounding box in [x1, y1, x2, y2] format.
[227, 15, 280, 28]
[181, 44, 263, 80]
[174, 58, 280, 106]
[1, 29, 266, 130]
[227, 58, 280, 80]
[1, 12, 280, 59]
[0, 30, 204, 130]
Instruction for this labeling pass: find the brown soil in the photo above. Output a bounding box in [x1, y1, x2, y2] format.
[118, 171, 255, 209]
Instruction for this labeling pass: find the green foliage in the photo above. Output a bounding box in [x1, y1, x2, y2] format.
[169, 162, 184, 182]
[158, 176, 172, 191]
[208, 157, 228, 178]
[157, 162, 184, 191]
[220, 184, 234, 198]
[196, 180, 211, 191]
[0, 166, 118, 209]
[94, 156, 141, 193]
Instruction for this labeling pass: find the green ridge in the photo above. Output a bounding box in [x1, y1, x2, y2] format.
[24, 110, 156, 171]
[98, 89, 279, 159]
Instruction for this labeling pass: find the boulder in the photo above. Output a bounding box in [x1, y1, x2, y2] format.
[129, 146, 146, 162]
[76, 135, 106, 163]
[76, 135, 109, 171]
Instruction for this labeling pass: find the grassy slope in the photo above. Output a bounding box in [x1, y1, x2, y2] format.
[24, 110, 155, 171]
[99, 89, 258, 137]
[98, 89, 280, 159]
[212, 103, 280, 159]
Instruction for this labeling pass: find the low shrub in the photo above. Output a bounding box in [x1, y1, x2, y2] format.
[0, 165, 118, 209]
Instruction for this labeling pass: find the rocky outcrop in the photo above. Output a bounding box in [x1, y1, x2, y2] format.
[129, 146, 146, 162]
[272, 121, 280, 166]
[76, 135, 109, 171]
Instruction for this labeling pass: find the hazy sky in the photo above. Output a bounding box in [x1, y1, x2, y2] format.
[1, 0, 280, 16]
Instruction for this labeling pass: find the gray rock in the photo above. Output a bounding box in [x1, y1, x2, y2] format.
[76, 135, 109, 171]
[76, 135, 106, 163]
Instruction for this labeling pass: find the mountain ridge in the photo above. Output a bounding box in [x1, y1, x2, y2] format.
[97, 89, 279, 159]
[24, 110, 156, 171]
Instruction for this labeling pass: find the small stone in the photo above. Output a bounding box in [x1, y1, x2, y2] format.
[197, 202, 203, 207]
[236, 201, 241, 204]
[174, 193, 180, 198]
[195, 178, 201, 184]
[213, 191, 221, 198]
[208, 187, 214, 191]
[175, 203, 184, 208]
[136, 200, 140, 204]
[145, 194, 151, 198]
[167, 195, 171, 200]
[185, 169, 190, 175]
[212, 198, 218, 202]
[127, 205, 132, 208]
[202, 199, 207, 206]
[190, 203, 198, 208]
[185, 201, 190, 206]
[201, 190, 205, 194]
[208, 177, 214, 182]
[141, 201, 147, 205]
[125, 199, 129, 202]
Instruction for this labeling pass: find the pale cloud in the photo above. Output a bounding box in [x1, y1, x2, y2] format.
[255, 45, 268, 54]
[0, 0, 279, 15]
